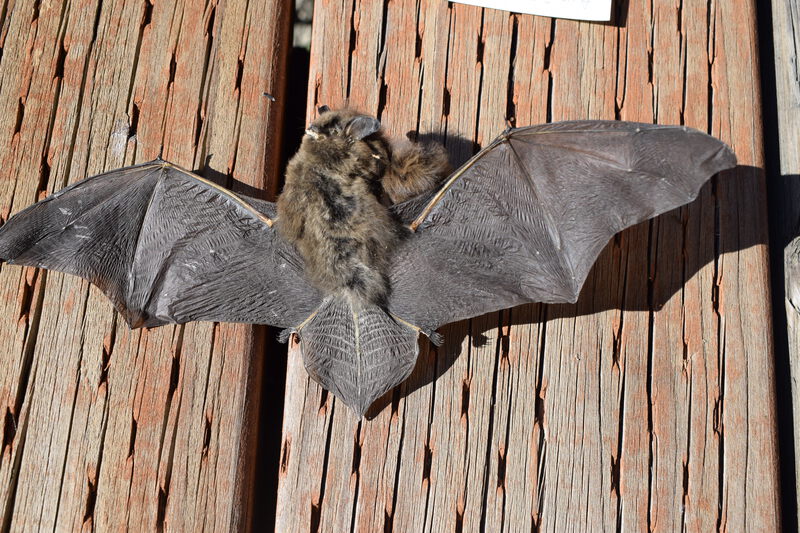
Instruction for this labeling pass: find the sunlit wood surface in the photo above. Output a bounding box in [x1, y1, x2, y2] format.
[0, 1, 290, 530]
[0, 0, 785, 531]
[275, 1, 780, 531]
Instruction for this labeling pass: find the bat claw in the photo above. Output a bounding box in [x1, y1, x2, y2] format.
[277, 328, 295, 343]
[425, 330, 444, 346]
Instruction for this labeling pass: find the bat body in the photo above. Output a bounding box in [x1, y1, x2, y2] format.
[0, 110, 736, 416]
[278, 109, 402, 307]
[277, 109, 451, 308]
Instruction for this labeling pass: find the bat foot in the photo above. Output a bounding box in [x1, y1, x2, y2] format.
[277, 328, 296, 343]
[425, 330, 444, 346]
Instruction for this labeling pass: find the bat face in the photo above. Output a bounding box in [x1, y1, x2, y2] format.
[301, 108, 387, 169]
[0, 112, 736, 416]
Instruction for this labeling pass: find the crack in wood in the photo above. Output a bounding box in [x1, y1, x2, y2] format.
[309, 500, 322, 533]
[36, 156, 51, 202]
[387, 389, 408, 532]
[168, 52, 177, 86]
[279, 437, 290, 475]
[31, 0, 41, 24]
[505, 14, 518, 127]
[716, 340, 727, 530]
[2, 264, 46, 528]
[345, 1, 357, 100]
[422, 443, 432, 482]
[0, 408, 15, 457]
[190, 3, 216, 163]
[82, 469, 98, 526]
[442, 86, 450, 118]
[141, 0, 152, 29]
[128, 102, 140, 140]
[645, 219, 657, 531]
[1, 402, 29, 533]
[156, 485, 168, 532]
[98, 330, 113, 389]
[350, 425, 362, 475]
[311, 402, 335, 533]
[318, 388, 328, 413]
[613, 368, 626, 530]
[57, 0, 103, 189]
[168, 350, 180, 397]
[472, 9, 486, 148]
[389, 384, 401, 417]
[12, 98, 24, 136]
[127, 414, 138, 459]
[460, 378, 470, 418]
[53, 41, 67, 80]
[0, 0, 11, 54]
[377, 0, 390, 77]
[382, 508, 393, 533]
[348, 423, 363, 532]
[202, 413, 212, 458]
[16, 267, 37, 322]
[496, 446, 506, 490]
[234, 58, 243, 92]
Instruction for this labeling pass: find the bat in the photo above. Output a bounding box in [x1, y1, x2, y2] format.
[0, 108, 736, 416]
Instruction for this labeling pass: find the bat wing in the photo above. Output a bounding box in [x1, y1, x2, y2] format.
[0, 160, 322, 328]
[388, 120, 736, 334]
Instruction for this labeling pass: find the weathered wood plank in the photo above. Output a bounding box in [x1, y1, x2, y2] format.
[771, 0, 800, 525]
[276, 0, 780, 530]
[0, 1, 290, 531]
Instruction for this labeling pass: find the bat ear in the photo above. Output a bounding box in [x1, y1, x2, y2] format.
[345, 115, 381, 140]
[317, 105, 331, 115]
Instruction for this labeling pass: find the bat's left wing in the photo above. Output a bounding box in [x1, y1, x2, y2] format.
[388, 121, 736, 336]
[0, 160, 322, 328]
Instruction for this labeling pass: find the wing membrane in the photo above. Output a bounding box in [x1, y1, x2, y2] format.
[389, 121, 736, 332]
[0, 160, 322, 328]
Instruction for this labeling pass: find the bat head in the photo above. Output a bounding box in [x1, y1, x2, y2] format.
[305, 107, 381, 143]
[301, 108, 390, 177]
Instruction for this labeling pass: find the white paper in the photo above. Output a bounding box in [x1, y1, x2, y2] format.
[450, 0, 612, 21]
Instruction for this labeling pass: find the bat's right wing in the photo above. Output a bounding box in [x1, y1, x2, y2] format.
[388, 121, 736, 335]
[0, 160, 322, 329]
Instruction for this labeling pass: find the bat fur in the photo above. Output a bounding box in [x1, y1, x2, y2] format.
[382, 138, 452, 204]
[276, 108, 450, 308]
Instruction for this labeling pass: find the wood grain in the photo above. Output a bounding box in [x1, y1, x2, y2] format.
[770, 0, 800, 525]
[0, 1, 290, 531]
[276, 0, 780, 530]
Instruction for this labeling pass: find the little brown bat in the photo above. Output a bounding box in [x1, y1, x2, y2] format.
[0, 108, 736, 416]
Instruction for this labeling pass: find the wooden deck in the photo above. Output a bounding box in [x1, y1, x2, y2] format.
[0, 0, 792, 531]
[0, 1, 290, 530]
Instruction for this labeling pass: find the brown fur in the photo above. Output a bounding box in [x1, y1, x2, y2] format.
[276, 108, 452, 307]
[277, 109, 400, 307]
[383, 139, 451, 203]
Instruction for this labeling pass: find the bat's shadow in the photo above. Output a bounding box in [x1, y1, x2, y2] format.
[365, 163, 766, 418]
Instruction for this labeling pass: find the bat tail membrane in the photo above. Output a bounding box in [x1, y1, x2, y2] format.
[297, 296, 420, 417]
